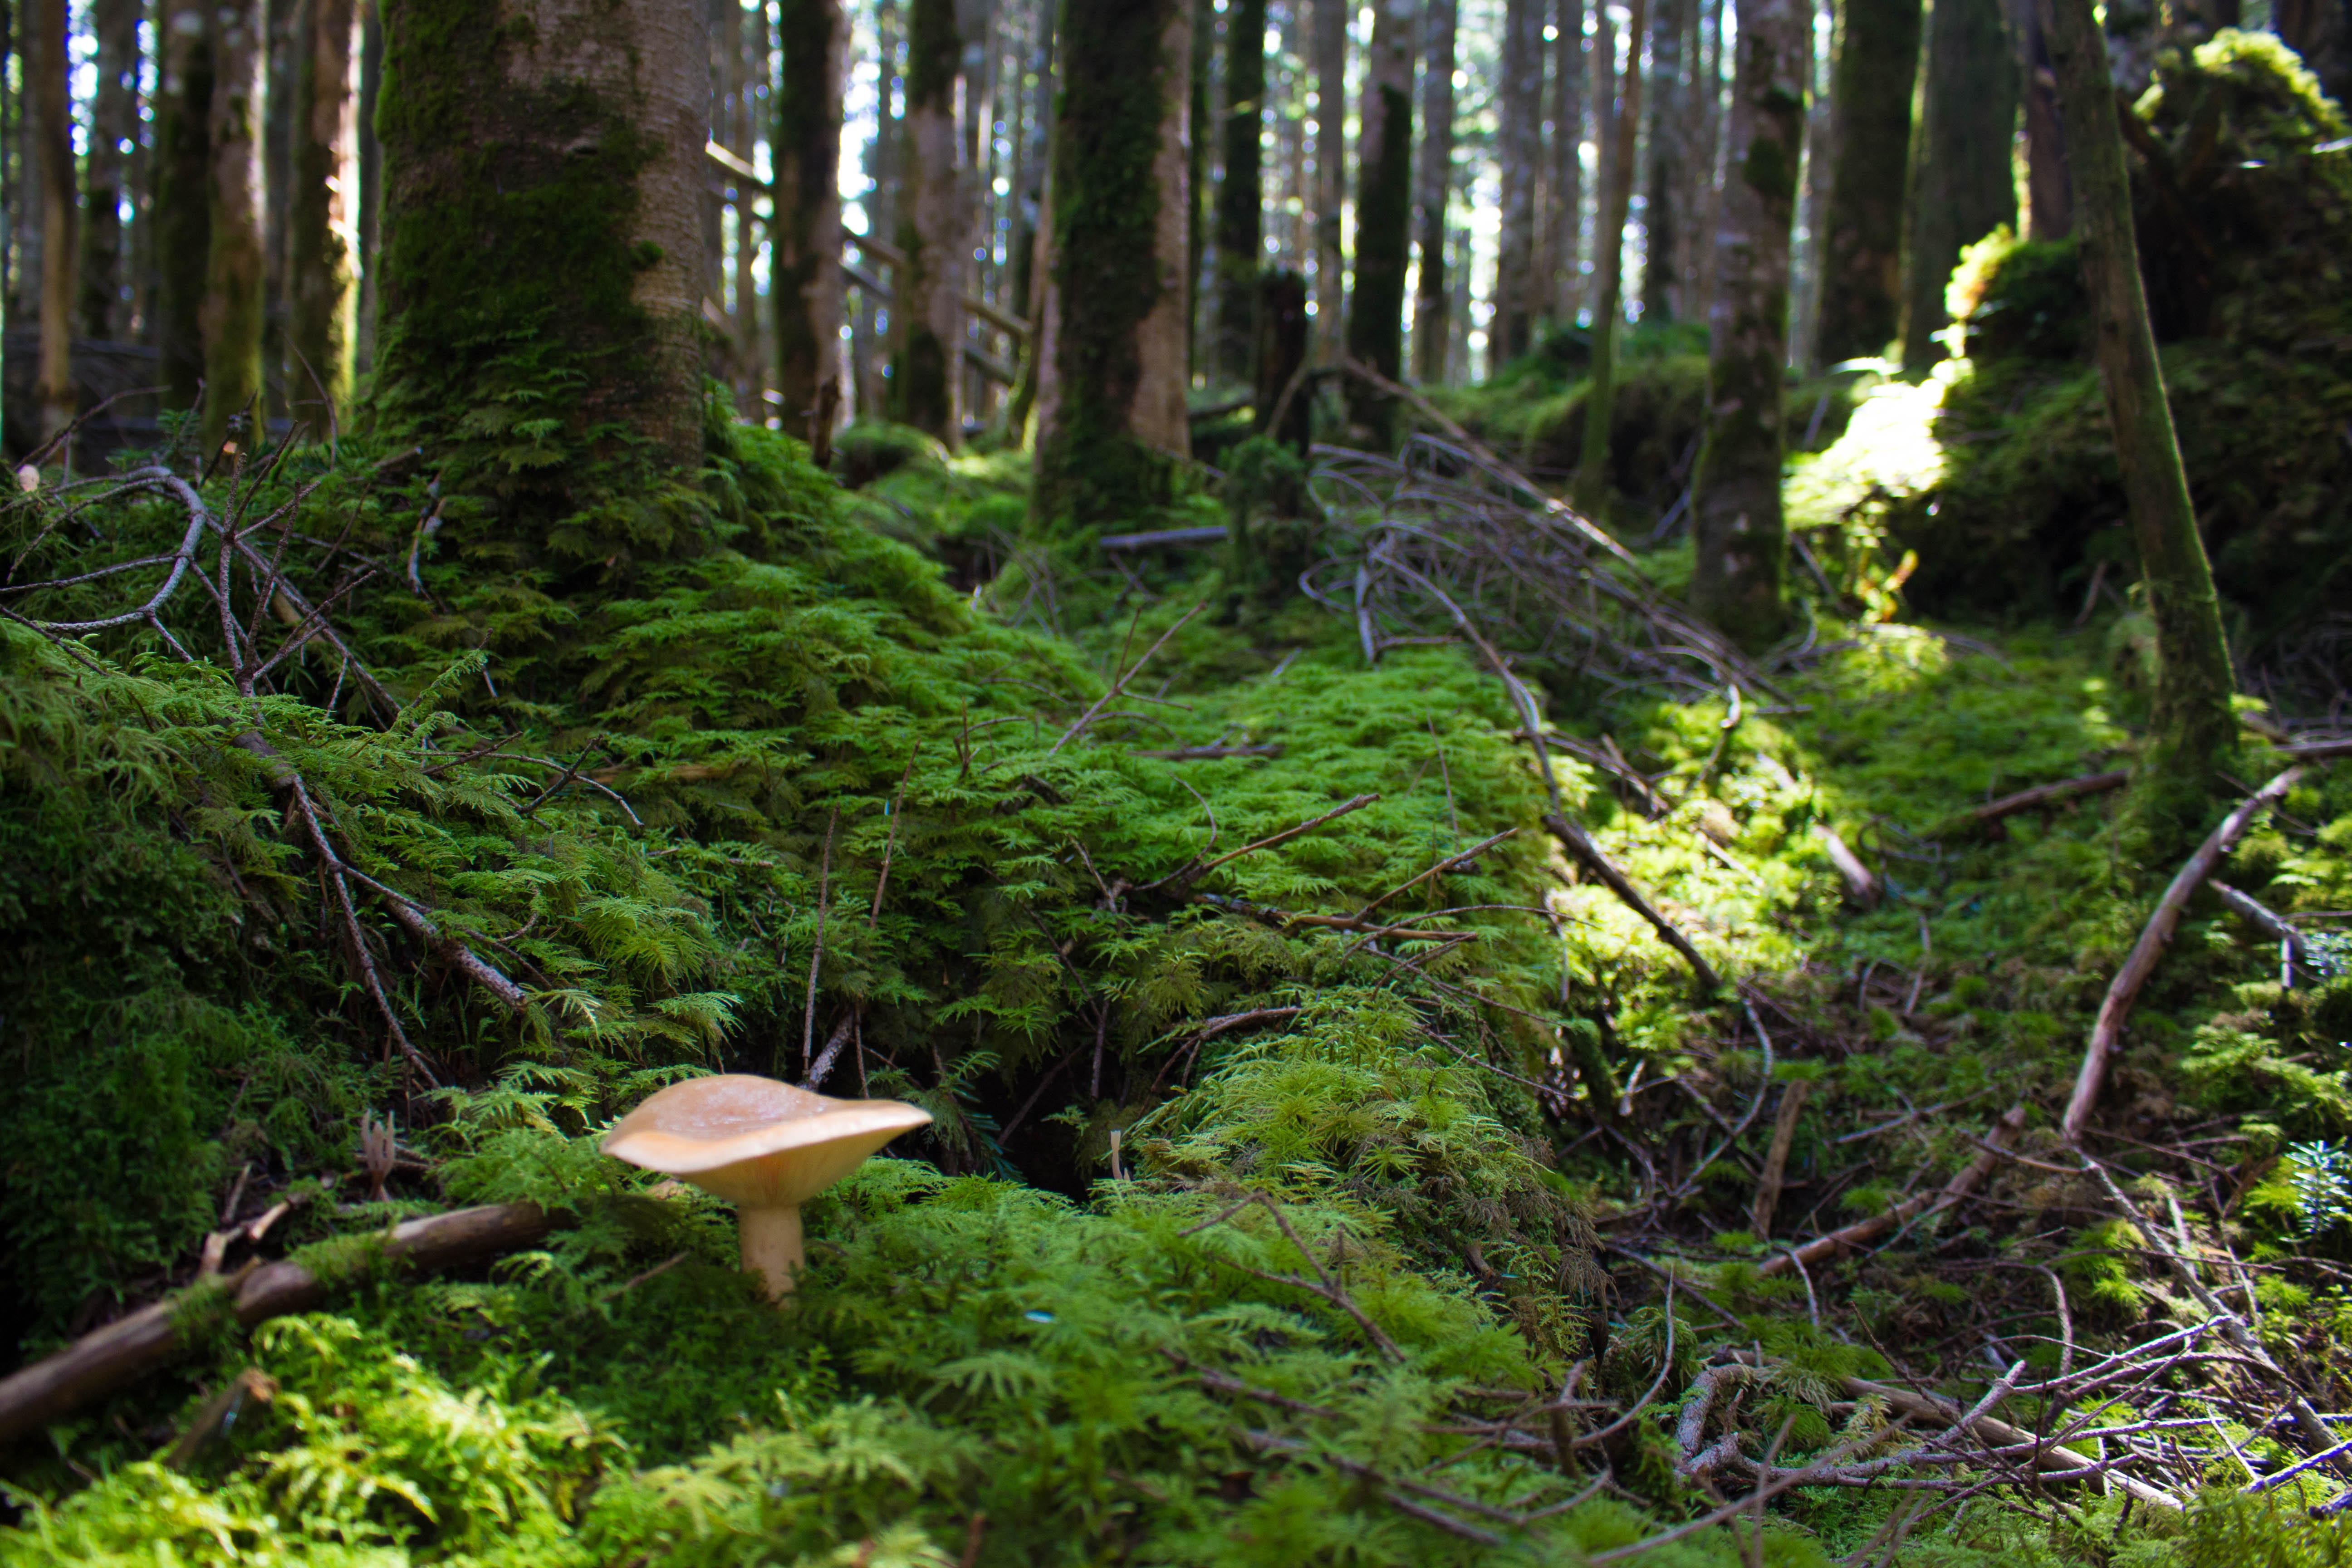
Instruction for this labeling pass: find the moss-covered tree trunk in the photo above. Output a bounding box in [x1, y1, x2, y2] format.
[1643, 0, 1689, 323]
[202, 0, 268, 454]
[155, 0, 215, 413]
[286, 0, 363, 436]
[1312, 0, 1349, 354]
[1029, 0, 1193, 532]
[1897, 0, 2018, 367]
[2041, 0, 2236, 824]
[1549, 0, 1585, 323]
[1572, 0, 1645, 514]
[1411, 0, 1458, 383]
[1813, 0, 1919, 363]
[1343, 0, 1413, 440]
[1494, 0, 1544, 361]
[80, 0, 140, 339]
[774, 0, 847, 437]
[1690, 0, 1804, 645]
[31, 0, 77, 437]
[375, 0, 706, 479]
[1212, 0, 1267, 384]
[890, 0, 965, 444]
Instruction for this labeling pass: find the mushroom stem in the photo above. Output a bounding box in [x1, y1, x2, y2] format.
[738, 1204, 805, 1301]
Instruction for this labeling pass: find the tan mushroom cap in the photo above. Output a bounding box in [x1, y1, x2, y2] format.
[602, 1075, 932, 1208]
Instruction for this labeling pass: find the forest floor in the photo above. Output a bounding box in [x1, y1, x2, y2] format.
[1, 391, 2350, 1567]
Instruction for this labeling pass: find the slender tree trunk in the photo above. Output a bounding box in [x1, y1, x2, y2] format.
[1643, 0, 1688, 323]
[775, 0, 847, 439]
[891, 0, 965, 442]
[31, 0, 74, 437]
[1253, 266, 1309, 446]
[1312, 0, 1348, 354]
[1212, 0, 1266, 383]
[82, 0, 141, 339]
[2014, 0, 2068, 239]
[2041, 0, 2236, 822]
[263, 0, 298, 411]
[1030, 0, 1192, 531]
[1344, 0, 1413, 440]
[1551, 0, 1585, 323]
[1813, 0, 1921, 364]
[1411, 0, 1457, 383]
[1898, 0, 2018, 367]
[1572, 0, 1644, 515]
[1790, 0, 1831, 364]
[1691, 0, 1804, 644]
[355, 2, 381, 370]
[156, 0, 215, 412]
[202, 0, 268, 455]
[1692, 0, 1725, 314]
[1008, 1, 1055, 436]
[738, 0, 769, 407]
[376, 0, 707, 479]
[1494, 0, 1543, 360]
[286, 0, 363, 436]
[858, 0, 899, 421]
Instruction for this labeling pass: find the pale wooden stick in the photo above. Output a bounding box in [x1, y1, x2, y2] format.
[1758, 1106, 2025, 1277]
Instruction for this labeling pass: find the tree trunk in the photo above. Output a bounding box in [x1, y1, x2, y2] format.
[1812, 0, 1921, 365]
[1550, 0, 1585, 323]
[81, 0, 141, 340]
[1691, 0, 1804, 645]
[203, 0, 269, 456]
[1572, 0, 1644, 515]
[1344, 0, 1414, 440]
[286, 0, 363, 436]
[1312, 0, 1348, 354]
[856, 0, 899, 422]
[737, 0, 769, 408]
[375, 0, 707, 478]
[1212, 0, 1266, 383]
[1643, 0, 1689, 323]
[1494, 0, 1544, 360]
[1411, 0, 1457, 383]
[1029, 0, 1192, 531]
[775, 0, 847, 440]
[2014, 0, 2068, 239]
[156, 0, 216, 413]
[2040, 0, 2236, 823]
[1692, 0, 1725, 315]
[1187, 0, 1212, 377]
[890, 0, 965, 442]
[355, 2, 382, 371]
[1253, 267, 1309, 448]
[31, 0, 75, 437]
[1898, 0, 2018, 368]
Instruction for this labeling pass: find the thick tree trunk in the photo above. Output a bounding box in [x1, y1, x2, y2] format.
[1643, 0, 1689, 323]
[2014, 0, 2069, 239]
[2041, 0, 2236, 822]
[375, 0, 707, 476]
[203, 0, 269, 455]
[1572, 0, 1645, 514]
[156, 0, 216, 413]
[1813, 0, 1921, 364]
[1029, 0, 1192, 531]
[1411, 0, 1457, 383]
[1312, 0, 1349, 354]
[1344, 0, 1414, 439]
[1691, 0, 1804, 645]
[286, 0, 363, 436]
[775, 0, 847, 439]
[1550, 0, 1585, 323]
[1494, 0, 1544, 360]
[891, 0, 965, 442]
[82, 0, 141, 339]
[1898, 0, 2018, 367]
[31, 0, 75, 437]
[1212, 0, 1267, 383]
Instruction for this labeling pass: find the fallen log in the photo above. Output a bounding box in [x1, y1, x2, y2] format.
[1925, 769, 2130, 838]
[1758, 1106, 2025, 1277]
[0, 1202, 549, 1446]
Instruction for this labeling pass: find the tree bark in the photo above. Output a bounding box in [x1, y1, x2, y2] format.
[775, 0, 847, 438]
[1411, 0, 1458, 383]
[856, 0, 900, 421]
[1812, 0, 1921, 365]
[203, 0, 269, 455]
[355, 2, 382, 371]
[30, 0, 75, 437]
[1213, 0, 1267, 384]
[2040, 0, 2237, 820]
[1344, 0, 1415, 440]
[1188, 0, 1212, 376]
[890, 0, 965, 442]
[1690, 0, 1804, 645]
[1253, 267, 1310, 448]
[2014, 0, 2068, 239]
[1550, 0, 1585, 323]
[1494, 0, 1544, 360]
[736, 0, 769, 410]
[156, 0, 216, 413]
[375, 0, 707, 475]
[1572, 0, 1645, 514]
[286, 0, 364, 436]
[82, 0, 141, 339]
[1029, 0, 1192, 531]
[1312, 0, 1349, 354]
[1643, 0, 1690, 323]
[1898, 0, 2018, 368]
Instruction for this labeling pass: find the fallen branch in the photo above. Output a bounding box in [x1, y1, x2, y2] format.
[1759, 1106, 2026, 1277]
[1926, 769, 2130, 838]
[0, 1202, 549, 1445]
[2211, 881, 2308, 970]
[1185, 793, 1381, 881]
[1751, 1079, 1813, 1239]
[1044, 603, 1206, 758]
[1813, 824, 1881, 906]
[2061, 768, 2305, 1144]
[1546, 813, 1724, 994]
[1133, 743, 1285, 760]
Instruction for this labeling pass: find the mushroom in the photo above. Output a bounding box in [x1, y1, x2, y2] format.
[602, 1074, 931, 1300]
